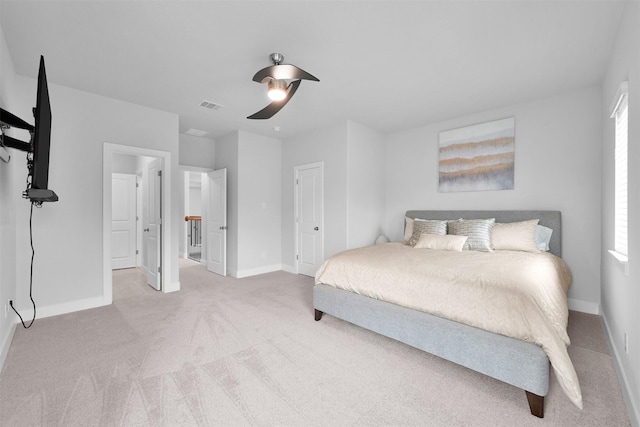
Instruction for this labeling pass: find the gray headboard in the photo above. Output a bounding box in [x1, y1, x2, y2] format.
[405, 210, 562, 257]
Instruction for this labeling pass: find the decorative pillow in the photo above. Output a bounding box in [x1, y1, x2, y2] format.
[408, 220, 448, 246]
[447, 218, 495, 252]
[404, 217, 414, 241]
[414, 233, 468, 251]
[491, 219, 540, 252]
[534, 225, 553, 251]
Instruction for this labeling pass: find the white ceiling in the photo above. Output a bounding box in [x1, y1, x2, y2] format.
[0, 1, 626, 140]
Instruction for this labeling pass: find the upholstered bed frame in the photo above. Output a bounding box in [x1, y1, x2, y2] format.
[313, 210, 562, 418]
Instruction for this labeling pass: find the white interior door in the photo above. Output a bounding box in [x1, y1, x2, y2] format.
[111, 173, 137, 270]
[141, 168, 149, 275]
[205, 168, 227, 276]
[146, 158, 162, 290]
[296, 162, 324, 277]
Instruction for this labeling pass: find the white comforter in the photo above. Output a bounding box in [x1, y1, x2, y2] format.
[315, 243, 582, 408]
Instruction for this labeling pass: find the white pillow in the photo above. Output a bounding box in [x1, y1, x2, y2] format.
[404, 217, 414, 241]
[534, 225, 553, 251]
[414, 234, 468, 251]
[491, 219, 540, 252]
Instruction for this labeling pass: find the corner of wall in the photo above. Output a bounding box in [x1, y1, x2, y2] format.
[0, 322, 16, 374]
[601, 313, 640, 427]
[567, 298, 601, 315]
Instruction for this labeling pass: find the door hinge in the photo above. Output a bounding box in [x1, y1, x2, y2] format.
[296, 254, 299, 260]
[136, 250, 139, 255]
[296, 178, 299, 185]
[158, 170, 162, 177]
[158, 266, 161, 274]
[136, 182, 139, 188]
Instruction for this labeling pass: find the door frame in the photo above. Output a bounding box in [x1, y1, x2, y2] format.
[145, 158, 163, 291]
[294, 161, 324, 275]
[103, 142, 175, 304]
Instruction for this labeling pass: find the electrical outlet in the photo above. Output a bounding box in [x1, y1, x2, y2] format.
[624, 332, 629, 354]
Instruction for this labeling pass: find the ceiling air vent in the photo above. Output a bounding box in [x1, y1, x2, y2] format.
[199, 100, 223, 111]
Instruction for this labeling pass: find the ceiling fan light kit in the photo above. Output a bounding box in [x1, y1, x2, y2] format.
[267, 79, 288, 101]
[247, 52, 319, 120]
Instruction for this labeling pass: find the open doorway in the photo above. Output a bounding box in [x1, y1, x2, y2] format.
[103, 143, 175, 305]
[179, 166, 227, 278]
[183, 170, 206, 263]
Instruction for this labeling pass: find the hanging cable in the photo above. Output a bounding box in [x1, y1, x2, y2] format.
[10, 202, 37, 328]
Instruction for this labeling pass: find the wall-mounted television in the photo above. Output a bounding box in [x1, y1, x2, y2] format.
[27, 56, 57, 203]
[31, 57, 53, 191]
[0, 55, 58, 203]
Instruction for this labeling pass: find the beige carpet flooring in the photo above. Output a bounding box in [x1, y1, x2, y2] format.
[0, 258, 631, 426]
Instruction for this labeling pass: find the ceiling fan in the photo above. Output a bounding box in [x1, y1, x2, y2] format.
[247, 53, 319, 120]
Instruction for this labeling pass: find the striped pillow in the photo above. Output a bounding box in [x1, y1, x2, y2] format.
[408, 220, 448, 246]
[447, 218, 495, 252]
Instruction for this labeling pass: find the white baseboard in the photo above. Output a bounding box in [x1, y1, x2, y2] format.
[601, 313, 640, 427]
[236, 264, 283, 279]
[567, 298, 600, 314]
[281, 264, 296, 274]
[13, 296, 108, 321]
[0, 321, 17, 374]
[2, 295, 109, 372]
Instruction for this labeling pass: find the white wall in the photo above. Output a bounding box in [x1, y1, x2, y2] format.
[112, 153, 138, 174]
[281, 123, 349, 271]
[237, 131, 282, 276]
[213, 130, 283, 277]
[10, 72, 179, 317]
[347, 121, 385, 248]
[600, 1, 640, 425]
[0, 24, 20, 367]
[188, 186, 202, 216]
[384, 87, 603, 311]
[179, 133, 215, 169]
[215, 132, 239, 275]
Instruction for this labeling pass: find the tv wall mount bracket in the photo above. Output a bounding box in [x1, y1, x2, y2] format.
[0, 107, 35, 160]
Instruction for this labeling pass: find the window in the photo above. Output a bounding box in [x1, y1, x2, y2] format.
[611, 81, 628, 260]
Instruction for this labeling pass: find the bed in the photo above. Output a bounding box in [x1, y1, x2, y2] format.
[313, 210, 581, 418]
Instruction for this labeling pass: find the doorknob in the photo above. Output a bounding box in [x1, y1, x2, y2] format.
[143, 228, 149, 232]
[314, 226, 319, 231]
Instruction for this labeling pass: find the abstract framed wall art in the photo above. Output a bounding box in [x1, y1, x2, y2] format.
[438, 117, 515, 192]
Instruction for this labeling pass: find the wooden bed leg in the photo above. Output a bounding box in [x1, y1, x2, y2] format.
[314, 309, 323, 321]
[525, 391, 544, 418]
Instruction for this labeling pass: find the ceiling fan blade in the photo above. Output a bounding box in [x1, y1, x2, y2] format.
[247, 80, 301, 120]
[252, 64, 319, 83]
